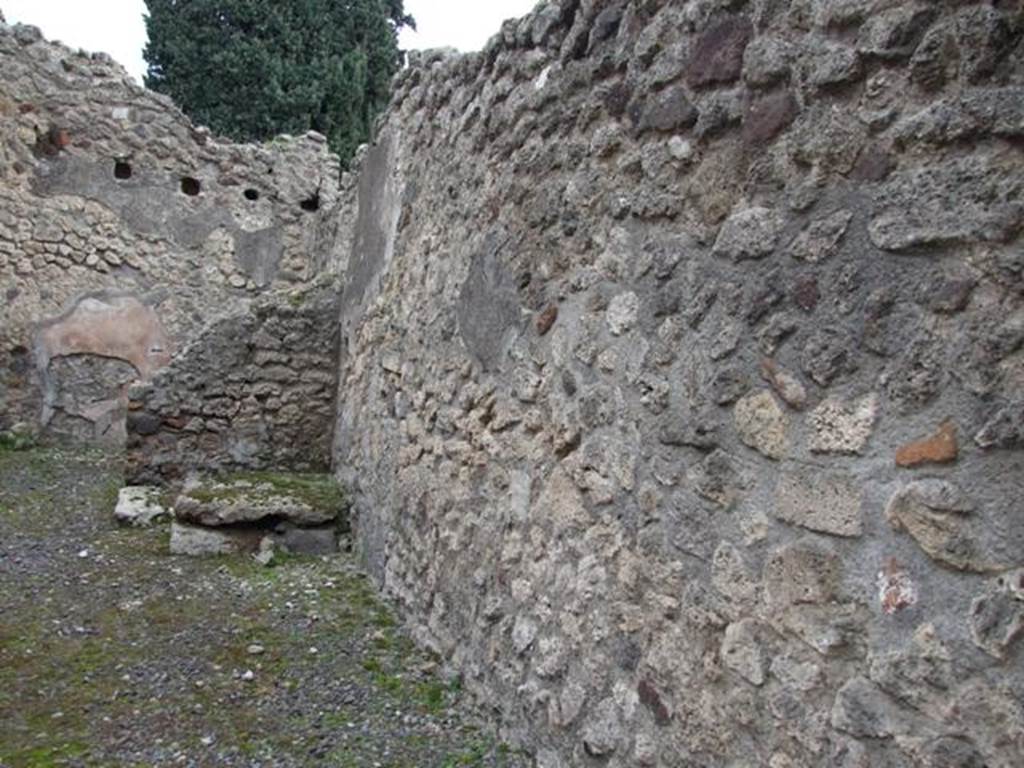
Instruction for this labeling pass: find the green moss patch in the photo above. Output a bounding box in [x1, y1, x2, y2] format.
[182, 471, 347, 522]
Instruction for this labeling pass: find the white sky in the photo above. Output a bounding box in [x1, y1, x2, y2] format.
[400, 0, 539, 53]
[1, 0, 540, 84]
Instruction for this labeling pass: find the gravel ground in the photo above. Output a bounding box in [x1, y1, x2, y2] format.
[0, 446, 530, 768]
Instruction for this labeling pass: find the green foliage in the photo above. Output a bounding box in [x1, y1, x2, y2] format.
[143, 0, 413, 165]
[182, 470, 346, 514]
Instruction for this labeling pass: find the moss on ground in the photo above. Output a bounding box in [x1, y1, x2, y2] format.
[181, 471, 347, 520]
[0, 430, 36, 452]
[0, 448, 521, 767]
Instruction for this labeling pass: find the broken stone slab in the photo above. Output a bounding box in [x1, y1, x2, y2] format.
[169, 520, 339, 557]
[114, 486, 169, 527]
[174, 472, 345, 527]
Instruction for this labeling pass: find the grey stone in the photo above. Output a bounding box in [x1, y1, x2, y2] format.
[13, 24, 43, 45]
[581, 698, 624, 757]
[274, 524, 338, 555]
[774, 472, 863, 537]
[126, 411, 161, 437]
[831, 677, 899, 739]
[635, 86, 698, 134]
[885, 481, 1003, 573]
[787, 210, 853, 263]
[689, 450, 742, 508]
[769, 655, 822, 692]
[114, 486, 169, 527]
[910, 22, 957, 91]
[857, 4, 938, 61]
[253, 536, 278, 567]
[868, 623, 952, 706]
[801, 327, 855, 387]
[808, 394, 878, 455]
[693, 89, 744, 139]
[711, 366, 749, 406]
[712, 542, 759, 610]
[803, 41, 862, 88]
[687, 15, 753, 87]
[789, 104, 866, 174]
[916, 737, 987, 768]
[606, 291, 639, 335]
[743, 89, 798, 145]
[742, 35, 791, 86]
[974, 401, 1024, 449]
[955, 5, 1016, 84]
[869, 154, 1024, 251]
[734, 390, 789, 460]
[925, 275, 976, 314]
[658, 408, 720, 450]
[721, 619, 766, 686]
[780, 603, 864, 658]
[169, 520, 264, 556]
[883, 334, 944, 413]
[763, 539, 840, 611]
[969, 571, 1024, 659]
[712, 207, 785, 261]
[893, 88, 1024, 145]
[456, 233, 522, 371]
[588, 4, 623, 49]
[760, 358, 807, 410]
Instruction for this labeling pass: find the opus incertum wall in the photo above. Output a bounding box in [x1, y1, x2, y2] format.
[0, 19, 354, 444]
[334, 1, 1024, 766]
[3, 2, 1022, 765]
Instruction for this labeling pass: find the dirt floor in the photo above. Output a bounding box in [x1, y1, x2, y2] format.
[0, 445, 528, 768]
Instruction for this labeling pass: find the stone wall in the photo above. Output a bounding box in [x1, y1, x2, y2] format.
[334, 1, 1024, 766]
[0, 19, 354, 443]
[125, 282, 340, 484]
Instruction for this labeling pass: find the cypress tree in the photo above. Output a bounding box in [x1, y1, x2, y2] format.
[143, 0, 412, 165]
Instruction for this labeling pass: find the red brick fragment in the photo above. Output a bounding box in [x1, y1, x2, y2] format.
[895, 421, 958, 467]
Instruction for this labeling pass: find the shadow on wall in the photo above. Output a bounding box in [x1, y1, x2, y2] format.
[33, 292, 172, 445]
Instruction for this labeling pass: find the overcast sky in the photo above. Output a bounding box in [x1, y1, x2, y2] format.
[1, 0, 539, 83]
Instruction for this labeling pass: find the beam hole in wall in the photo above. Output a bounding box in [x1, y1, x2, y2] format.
[244, 188, 260, 201]
[114, 160, 132, 180]
[180, 177, 201, 196]
[300, 192, 320, 212]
